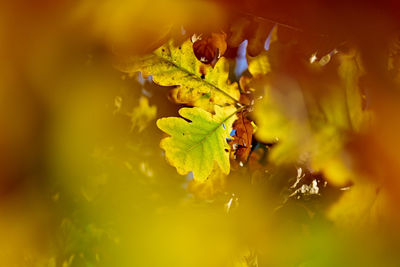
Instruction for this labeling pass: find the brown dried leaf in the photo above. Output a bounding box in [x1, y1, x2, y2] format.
[192, 32, 227, 66]
[229, 112, 254, 163]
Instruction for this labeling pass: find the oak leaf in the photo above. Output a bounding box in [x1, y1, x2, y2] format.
[229, 112, 254, 163]
[157, 106, 237, 181]
[117, 39, 240, 112]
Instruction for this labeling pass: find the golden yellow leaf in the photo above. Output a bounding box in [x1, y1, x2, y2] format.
[117, 39, 240, 112]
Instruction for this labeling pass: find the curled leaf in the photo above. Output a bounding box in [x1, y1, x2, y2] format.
[192, 32, 227, 66]
[229, 112, 254, 163]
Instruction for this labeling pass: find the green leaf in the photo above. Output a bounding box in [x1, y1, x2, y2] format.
[117, 39, 240, 112]
[156, 106, 237, 181]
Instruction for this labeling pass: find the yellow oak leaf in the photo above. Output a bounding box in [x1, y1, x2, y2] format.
[117, 39, 240, 112]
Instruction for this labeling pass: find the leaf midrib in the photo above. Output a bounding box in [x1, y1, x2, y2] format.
[153, 51, 239, 104]
[185, 109, 239, 153]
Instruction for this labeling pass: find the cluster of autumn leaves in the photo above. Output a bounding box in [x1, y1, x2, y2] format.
[117, 17, 371, 205]
[118, 35, 241, 181]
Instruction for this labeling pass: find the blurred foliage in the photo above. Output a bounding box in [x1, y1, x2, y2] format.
[253, 39, 371, 186]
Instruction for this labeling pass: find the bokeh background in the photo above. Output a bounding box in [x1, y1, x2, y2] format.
[1, 0, 400, 266]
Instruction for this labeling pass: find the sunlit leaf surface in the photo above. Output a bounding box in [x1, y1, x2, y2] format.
[117, 39, 240, 112]
[157, 106, 236, 181]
